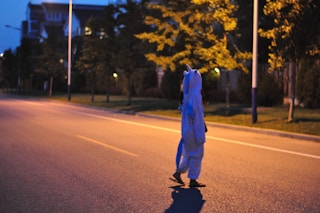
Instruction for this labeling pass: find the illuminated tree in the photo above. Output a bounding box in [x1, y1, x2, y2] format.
[136, 0, 251, 115]
[259, 0, 319, 121]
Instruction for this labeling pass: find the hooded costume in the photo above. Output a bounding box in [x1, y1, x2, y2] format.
[176, 64, 206, 180]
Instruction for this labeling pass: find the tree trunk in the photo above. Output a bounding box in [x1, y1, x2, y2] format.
[49, 76, 53, 96]
[106, 69, 110, 103]
[225, 71, 230, 116]
[223, 32, 231, 116]
[91, 86, 95, 103]
[288, 60, 297, 122]
[127, 73, 133, 106]
[91, 77, 95, 103]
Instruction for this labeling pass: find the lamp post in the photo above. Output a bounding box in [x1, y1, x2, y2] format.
[5, 24, 22, 94]
[67, 0, 72, 101]
[252, 0, 258, 123]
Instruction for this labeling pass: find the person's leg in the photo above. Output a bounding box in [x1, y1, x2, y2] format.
[188, 159, 206, 187]
[171, 155, 190, 184]
[187, 147, 206, 187]
[187, 156, 202, 180]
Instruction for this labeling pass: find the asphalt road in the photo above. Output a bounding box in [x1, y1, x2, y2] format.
[0, 94, 319, 212]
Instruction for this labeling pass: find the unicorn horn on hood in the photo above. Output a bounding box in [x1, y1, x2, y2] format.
[186, 64, 192, 72]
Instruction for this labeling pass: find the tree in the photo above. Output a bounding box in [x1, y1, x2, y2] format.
[116, 0, 152, 105]
[76, 18, 107, 102]
[297, 58, 320, 108]
[259, 0, 319, 121]
[34, 28, 65, 96]
[102, 4, 119, 102]
[20, 38, 39, 91]
[136, 0, 251, 115]
[1, 49, 18, 90]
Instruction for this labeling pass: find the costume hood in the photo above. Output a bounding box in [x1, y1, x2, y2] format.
[183, 64, 202, 95]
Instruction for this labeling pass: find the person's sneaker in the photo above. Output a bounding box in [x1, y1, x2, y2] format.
[171, 172, 184, 184]
[189, 179, 206, 187]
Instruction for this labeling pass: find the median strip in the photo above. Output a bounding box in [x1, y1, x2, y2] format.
[76, 135, 138, 157]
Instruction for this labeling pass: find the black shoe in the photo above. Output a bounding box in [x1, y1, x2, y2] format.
[189, 179, 206, 187]
[170, 172, 184, 184]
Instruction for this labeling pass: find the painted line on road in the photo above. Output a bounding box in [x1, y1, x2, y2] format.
[101, 116, 320, 160]
[19, 100, 44, 106]
[76, 135, 138, 157]
[67, 109, 320, 160]
[207, 135, 320, 160]
[74, 110, 180, 134]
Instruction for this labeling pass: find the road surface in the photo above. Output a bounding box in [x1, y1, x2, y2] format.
[0, 94, 319, 212]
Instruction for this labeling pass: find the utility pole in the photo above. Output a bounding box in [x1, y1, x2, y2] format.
[67, 0, 72, 101]
[252, 0, 258, 123]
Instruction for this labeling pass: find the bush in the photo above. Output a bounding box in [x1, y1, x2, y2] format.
[134, 68, 157, 96]
[144, 87, 163, 98]
[202, 71, 220, 102]
[236, 70, 283, 106]
[236, 72, 252, 104]
[297, 59, 320, 108]
[257, 72, 283, 106]
[160, 70, 181, 99]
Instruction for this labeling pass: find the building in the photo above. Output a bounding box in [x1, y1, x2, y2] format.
[23, 2, 107, 42]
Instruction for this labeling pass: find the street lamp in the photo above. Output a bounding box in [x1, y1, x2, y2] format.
[67, 0, 72, 101]
[5, 24, 22, 94]
[252, 0, 258, 123]
[5, 25, 21, 31]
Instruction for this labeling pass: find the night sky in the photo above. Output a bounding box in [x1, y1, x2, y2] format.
[0, 0, 112, 53]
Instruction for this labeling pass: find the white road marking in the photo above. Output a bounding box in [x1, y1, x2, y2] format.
[19, 100, 44, 106]
[75, 111, 180, 133]
[76, 135, 138, 157]
[60, 108, 320, 160]
[207, 135, 320, 160]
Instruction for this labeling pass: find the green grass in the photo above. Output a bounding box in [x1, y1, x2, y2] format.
[41, 93, 320, 137]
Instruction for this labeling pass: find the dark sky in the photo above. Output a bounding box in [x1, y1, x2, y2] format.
[0, 0, 111, 53]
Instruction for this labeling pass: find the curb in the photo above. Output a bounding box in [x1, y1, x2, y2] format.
[136, 112, 320, 143]
[4, 94, 320, 143]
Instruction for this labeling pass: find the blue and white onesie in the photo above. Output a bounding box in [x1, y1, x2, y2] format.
[177, 65, 206, 180]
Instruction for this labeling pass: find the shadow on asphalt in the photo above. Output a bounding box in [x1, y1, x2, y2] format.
[164, 186, 205, 213]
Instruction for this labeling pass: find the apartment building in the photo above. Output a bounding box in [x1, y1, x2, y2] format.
[23, 2, 106, 41]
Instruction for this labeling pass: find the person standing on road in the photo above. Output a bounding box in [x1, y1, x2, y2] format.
[171, 64, 206, 187]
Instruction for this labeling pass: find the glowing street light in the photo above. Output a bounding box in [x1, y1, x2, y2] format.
[214, 67, 220, 74]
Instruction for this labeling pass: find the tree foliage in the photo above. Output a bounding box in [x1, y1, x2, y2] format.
[136, 0, 251, 73]
[34, 28, 65, 96]
[116, 0, 153, 105]
[0, 49, 17, 88]
[76, 18, 107, 102]
[259, 0, 320, 119]
[297, 59, 320, 108]
[258, 0, 319, 71]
